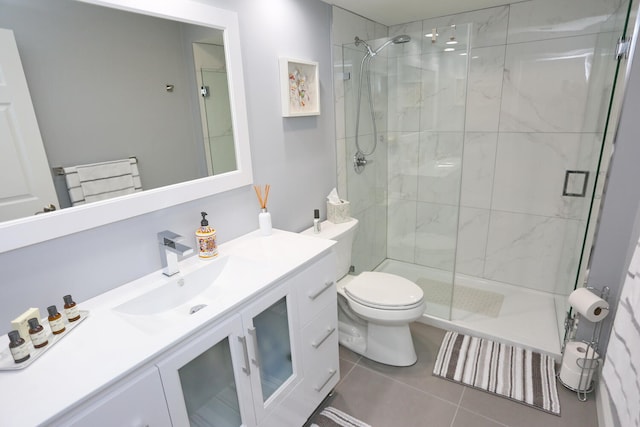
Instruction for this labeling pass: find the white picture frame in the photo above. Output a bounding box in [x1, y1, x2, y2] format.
[279, 57, 320, 117]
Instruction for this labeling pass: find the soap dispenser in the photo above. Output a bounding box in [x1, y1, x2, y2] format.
[195, 212, 218, 259]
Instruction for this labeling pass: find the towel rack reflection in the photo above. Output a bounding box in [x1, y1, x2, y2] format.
[52, 156, 138, 176]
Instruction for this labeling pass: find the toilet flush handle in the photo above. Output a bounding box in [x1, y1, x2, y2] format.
[308, 281, 334, 300]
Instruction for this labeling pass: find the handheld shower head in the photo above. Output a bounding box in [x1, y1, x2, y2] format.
[373, 34, 411, 55]
[392, 35, 411, 44]
[355, 34, 411, 57]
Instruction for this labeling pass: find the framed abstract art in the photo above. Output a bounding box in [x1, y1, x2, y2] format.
[279, 58, 320, 117]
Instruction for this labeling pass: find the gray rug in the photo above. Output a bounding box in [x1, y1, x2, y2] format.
[433, 331, 560, 415]
[309, 407, 371, 427]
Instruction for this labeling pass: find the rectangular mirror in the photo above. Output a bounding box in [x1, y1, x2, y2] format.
[0, 0, 253, 253]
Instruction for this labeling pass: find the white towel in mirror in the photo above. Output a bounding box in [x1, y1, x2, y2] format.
[63, 158, 142, 206]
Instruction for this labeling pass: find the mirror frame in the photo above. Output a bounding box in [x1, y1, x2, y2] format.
[0, 0, 253, 253]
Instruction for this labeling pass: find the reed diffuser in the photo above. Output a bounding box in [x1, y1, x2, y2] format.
[254, 184, 272, 236]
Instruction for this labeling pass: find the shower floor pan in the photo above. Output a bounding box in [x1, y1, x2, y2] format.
[375, 259, 564, 359]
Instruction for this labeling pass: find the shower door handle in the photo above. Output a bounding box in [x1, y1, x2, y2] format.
[562, 170, 589, 197]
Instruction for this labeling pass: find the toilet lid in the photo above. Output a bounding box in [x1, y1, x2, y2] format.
[344, 272, 424, 309]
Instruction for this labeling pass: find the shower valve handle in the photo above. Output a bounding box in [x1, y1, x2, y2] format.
[353, 152, 373, 171]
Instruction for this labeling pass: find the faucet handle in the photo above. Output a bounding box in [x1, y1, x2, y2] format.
[158, 230, 182, 244]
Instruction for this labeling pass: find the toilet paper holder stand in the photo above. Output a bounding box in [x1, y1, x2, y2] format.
[560, 286, 609, 402]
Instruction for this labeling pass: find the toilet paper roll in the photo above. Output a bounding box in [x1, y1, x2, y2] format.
[568, 288, 609, 322]
[559, 341, 599, 390]
[559, 360, 595, 390]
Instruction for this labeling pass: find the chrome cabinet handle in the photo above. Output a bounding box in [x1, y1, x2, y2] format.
[238, 336, 251, 375]
[314, 369, 337, 392]
[248, 327, 261, 368]
[311, 327, 336, 349]
[308, 281, 334, 300]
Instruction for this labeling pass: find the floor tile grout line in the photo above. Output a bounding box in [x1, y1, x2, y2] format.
[449, 403, 461, 427]
[337, 357, 359, 385]
[350, 360, 462, 407]
[455, 394, 513, 427]
[457, 408, 512, 427]
[449, 387, 466, 427]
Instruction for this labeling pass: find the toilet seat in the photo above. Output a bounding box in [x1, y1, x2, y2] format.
[345, 272, 424, 310]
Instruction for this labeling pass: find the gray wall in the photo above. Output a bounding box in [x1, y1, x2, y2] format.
[0, 0, 335, 332]
[583, 21, 640, 354]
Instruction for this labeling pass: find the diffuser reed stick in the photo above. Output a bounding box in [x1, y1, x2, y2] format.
[254, 184, 272, 236]
[253, 184, 271, 209]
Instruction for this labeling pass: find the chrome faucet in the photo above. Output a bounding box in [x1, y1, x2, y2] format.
[158, 231, 194, 276]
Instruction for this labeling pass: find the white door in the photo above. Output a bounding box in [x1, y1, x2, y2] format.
[0, 28, 58, 221]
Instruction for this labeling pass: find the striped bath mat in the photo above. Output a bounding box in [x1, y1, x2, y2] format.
[433, 331, 560, 415]
[309, 407, 371, 427]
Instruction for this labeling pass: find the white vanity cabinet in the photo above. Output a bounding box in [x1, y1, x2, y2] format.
[0, 232, 338, 427]
[241, 279, 302, 421]
[52, 367, 172, 427]
[158, 314, 257, 427]
[158, 251, 336, 427]
[258, 252, 339, 427]
[292, 254, 340, 419]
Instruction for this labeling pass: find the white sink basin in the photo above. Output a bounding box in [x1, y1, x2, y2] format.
[113, 255, 269, 333]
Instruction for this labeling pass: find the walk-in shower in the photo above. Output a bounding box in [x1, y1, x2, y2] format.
[336, 0, 634, 356]
[353, 35, 409, 173]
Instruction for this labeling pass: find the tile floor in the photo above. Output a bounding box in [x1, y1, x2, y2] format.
[311, 322, 599, 427]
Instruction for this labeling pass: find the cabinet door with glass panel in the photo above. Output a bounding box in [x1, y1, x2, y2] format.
[157, 314, 257, 427]
[241, 281, 301, 422]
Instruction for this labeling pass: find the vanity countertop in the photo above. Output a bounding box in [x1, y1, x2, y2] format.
[0, 229, 334, 427]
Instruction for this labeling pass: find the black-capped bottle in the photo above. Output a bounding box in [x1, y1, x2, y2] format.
[63, 295, 81, 322]
[28, 318, 49, 349]
[8, 330, 30, 363]
[47, 305, 66, 335]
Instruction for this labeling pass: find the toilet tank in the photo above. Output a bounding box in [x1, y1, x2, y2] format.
[301, 218, 358, 279]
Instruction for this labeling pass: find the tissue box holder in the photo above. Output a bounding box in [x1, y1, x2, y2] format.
[327, 200, 350, 223]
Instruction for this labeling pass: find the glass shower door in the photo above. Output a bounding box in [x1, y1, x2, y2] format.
[340, 27, 472, 321]
[409, 25, 471, 321]
[340, 38, 390, 275]
[201, 68, 236, 175]
[566, 0, 636, 332]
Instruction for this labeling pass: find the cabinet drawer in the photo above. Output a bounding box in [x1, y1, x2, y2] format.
[54, 368, 171, 427]
[302, 306, 339, 389]
[295, 252, 337, 325]
[287, 308, 339, 419]
[301, 301, 338, 360]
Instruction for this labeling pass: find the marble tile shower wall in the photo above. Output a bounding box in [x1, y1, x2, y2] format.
[387, 0, 625, 294]
[333, 7, 389, 273]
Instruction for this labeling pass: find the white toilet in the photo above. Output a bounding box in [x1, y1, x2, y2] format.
[302, 218, 425, 366]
